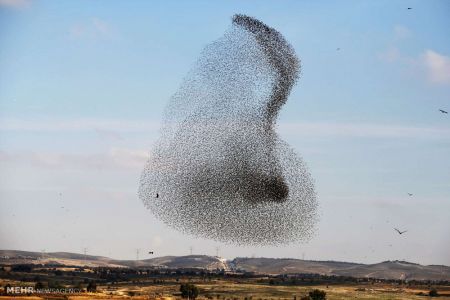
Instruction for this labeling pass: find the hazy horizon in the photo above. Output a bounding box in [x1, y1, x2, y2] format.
[1, 1, 449, 265]
[3, 249, 450, 267]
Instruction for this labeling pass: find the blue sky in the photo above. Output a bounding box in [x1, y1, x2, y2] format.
[0, 0, 449, 265]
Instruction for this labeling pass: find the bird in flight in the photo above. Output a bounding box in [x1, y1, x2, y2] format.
[394, 228, 407, 235]
[336, 48, 340, 51]
[156, 193, 159, 198]
[439, 109, 448, 114]
[407, 193, 413, 196]
[407, 7, 412, 9]
[148, 251, 154, 254]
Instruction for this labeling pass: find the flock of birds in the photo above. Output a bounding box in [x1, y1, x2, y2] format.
[44, 105, 446, 254]
[140, 14, 318, 246]
[55, 8, 447, 263]
[144, 7, 449, 250]
[9, 5, 448, 261]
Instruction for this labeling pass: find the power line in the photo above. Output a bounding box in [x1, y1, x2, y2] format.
[83, 248, 87, 265]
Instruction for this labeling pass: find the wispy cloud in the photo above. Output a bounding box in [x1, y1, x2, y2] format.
[379, 43, 450, 86]
[1, 117, 449, 140]
[378, 47, 400, 63]
[0, 117, 159, 132]
[0, 147, 149, 170]
[0, 0, 31, 9]
[278, 122, 450, 139]
[381, 25, 450, 85]
[378, 26, 412, 63]
[422, 50, 450, 85]
[393, 25, 412, 40]
[69, 17, 115, 40]
[92, 18, 111, 37]
[378, 25, 412, 63]
[94, 128, 124, 141]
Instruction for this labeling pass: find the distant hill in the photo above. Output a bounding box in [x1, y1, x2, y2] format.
[232, 257, 450, 281]
[0, 250, 228, 270]
[116, 255, 230, 270]
[0, 250, 123, 268]
[232, 257, 362, 275]
[1, 250, 449, 281]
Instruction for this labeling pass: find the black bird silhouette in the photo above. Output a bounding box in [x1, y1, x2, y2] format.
[156, 193, 159, 198]
[394, 228, 407, 235]
[148, 251, 154, 254]
[439, 109, 448, 114]
[407, 193, 413, 196]
[407, 7, 412, 9]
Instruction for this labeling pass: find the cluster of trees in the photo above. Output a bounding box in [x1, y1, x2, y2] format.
[429, 289, 439, 297]
[32, 279, 96, 292]
[300, 289, 326, 300]
[180, 283, 199, 299]
[34, 281, 44, 289]
[86, 281, 97, 292]
[11, 265, 33, 272]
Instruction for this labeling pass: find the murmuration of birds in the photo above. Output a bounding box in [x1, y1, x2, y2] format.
[139, 14, 318, 245]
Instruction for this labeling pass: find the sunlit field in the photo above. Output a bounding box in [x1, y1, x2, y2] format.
[2, 277, 450, 299]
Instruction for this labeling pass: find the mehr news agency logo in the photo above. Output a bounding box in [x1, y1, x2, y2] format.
[4, 286, 83, 294]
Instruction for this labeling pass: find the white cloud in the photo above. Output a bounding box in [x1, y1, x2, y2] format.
[379, 46, 450, 86]
[0, 0, 30, 9]
[422, 50, 450, 85]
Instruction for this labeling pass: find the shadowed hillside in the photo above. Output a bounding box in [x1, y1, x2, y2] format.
[1, 250, 449, 281]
